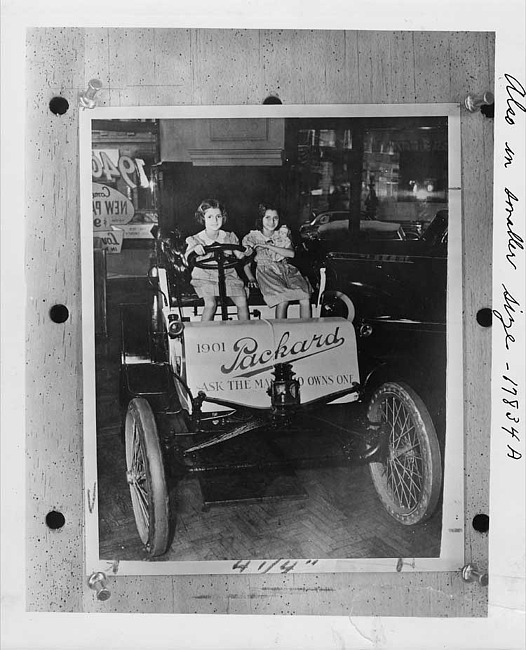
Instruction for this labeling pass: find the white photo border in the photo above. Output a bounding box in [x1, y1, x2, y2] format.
[80, 103, 464, 576]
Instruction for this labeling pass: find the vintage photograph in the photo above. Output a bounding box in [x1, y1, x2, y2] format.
[82, 104, 464, 575]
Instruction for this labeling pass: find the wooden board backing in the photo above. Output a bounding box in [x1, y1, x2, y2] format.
[25, 27, 494, 615]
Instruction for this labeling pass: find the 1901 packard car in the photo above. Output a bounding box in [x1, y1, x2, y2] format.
[120, 222, 446, 557]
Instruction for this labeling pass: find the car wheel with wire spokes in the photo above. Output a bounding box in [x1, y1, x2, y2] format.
[367, 381, 442, 525]
[125, 397, 170, 556]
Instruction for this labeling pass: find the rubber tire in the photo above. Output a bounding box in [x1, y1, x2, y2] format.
[367, 381, 442, 525]
[125, 397, 170, 556]
[321, 290, 356, 322]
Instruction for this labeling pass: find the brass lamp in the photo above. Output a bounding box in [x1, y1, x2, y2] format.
[270, 363, 300, 415]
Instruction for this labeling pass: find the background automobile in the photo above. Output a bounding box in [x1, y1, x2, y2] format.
[320, 209, 449, 474]
[299, 210, 405, 242]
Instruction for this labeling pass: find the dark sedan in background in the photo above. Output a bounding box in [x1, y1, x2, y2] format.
[317, 209, 448, 321]
[317, 209, 449, 444]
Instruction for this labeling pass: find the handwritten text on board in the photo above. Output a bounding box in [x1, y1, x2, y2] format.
[494, 73, 525, 461]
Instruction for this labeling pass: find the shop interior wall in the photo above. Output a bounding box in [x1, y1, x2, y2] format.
[26, 28, 495, 615]
[159, 163, 286, 236]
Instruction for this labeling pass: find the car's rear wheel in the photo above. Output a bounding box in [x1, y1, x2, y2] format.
[125, 397, 170, 556]
[321, 290, 355, 322]
[367, 381, 442, 525]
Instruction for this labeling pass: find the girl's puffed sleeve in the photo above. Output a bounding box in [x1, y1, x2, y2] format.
[242, 231, 256, 256]
[185, 235, 199, 260]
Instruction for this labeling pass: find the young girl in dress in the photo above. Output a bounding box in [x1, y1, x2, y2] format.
[243, 202, 312, 319]
[185, 199, 249, 321]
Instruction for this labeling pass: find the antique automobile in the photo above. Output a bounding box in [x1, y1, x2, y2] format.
[119, 224, 445, 556]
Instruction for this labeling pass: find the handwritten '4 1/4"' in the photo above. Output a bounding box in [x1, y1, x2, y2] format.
[502, 372, 522, 460]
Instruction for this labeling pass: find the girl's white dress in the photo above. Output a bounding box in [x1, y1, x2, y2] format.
[242, 230, 312, 308]
[185, 229, 246, 298]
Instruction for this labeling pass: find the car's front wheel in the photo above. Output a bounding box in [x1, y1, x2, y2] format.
[367, 381, 442, 525]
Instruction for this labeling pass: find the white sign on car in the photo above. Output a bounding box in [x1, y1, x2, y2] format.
[181, 318, 360, 411]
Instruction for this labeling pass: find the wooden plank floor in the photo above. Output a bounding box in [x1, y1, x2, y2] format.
[96, 278, 442, 562]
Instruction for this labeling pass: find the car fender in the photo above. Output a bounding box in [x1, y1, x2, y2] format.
[360, 355, 446, 445]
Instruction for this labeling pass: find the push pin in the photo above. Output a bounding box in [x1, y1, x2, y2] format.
[465, 91, 494, 113]
[79, 79, 103, 109]
[88, 571, 111, 601]
[461, 563, 488, 586]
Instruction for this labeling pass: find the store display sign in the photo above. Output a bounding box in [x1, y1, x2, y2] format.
[92, 149, 149, 190]
[93, 226, 125, 254]
[92, 183, 135, 229]
[91, 142, 159, 241]
[119, 223, 157, 239]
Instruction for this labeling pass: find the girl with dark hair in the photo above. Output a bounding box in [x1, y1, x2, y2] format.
[185, 199, 249, 321]
[243, 202, 312, 319]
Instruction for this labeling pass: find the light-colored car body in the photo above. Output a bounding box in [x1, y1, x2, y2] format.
[300, 211, 404, 240]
